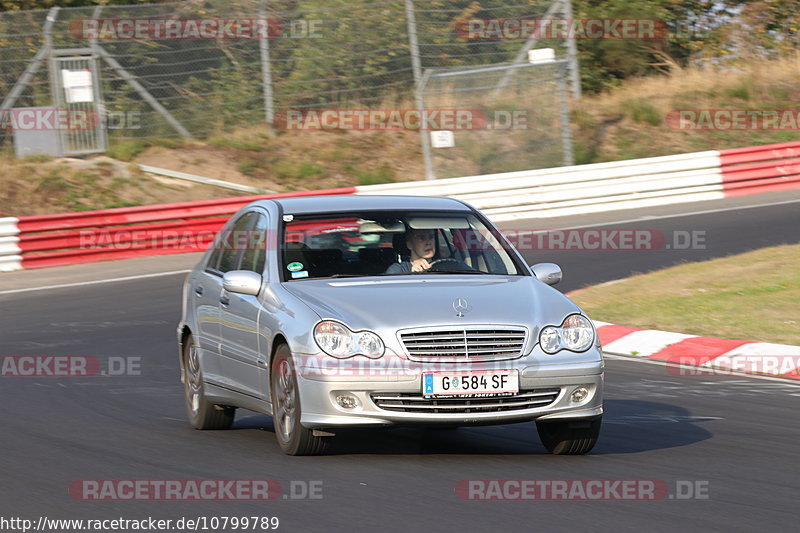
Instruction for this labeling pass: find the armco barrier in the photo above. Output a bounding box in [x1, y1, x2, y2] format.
[356, 150, 724, 220]
[1, 141, 799, 271]
[356, 141, 800, 221]
[0, 188, 355, 271]
[719, 142, 800, 196]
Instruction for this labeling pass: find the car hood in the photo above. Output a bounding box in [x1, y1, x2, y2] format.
[282, 275, 581, 332]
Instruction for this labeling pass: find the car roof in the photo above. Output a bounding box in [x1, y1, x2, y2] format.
[259, 194, 472, 215]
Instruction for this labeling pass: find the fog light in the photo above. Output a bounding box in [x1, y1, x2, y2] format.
[570, 387, 589, 403]
[336, 395, 357, 409]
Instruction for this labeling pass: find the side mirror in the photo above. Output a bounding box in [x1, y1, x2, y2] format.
[223, 270, 262, 296]
[530, 263, 562, 286]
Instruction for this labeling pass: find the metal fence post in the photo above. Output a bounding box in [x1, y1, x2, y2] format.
[558, 64, 574, 166]
[45, 7, 60, 108]
[405, 0, 435, 180]
[563, 0, 582, 100]
[45, 7, 62, 155]
[259, 0, 275, 129]
[90, 5, 108, 152]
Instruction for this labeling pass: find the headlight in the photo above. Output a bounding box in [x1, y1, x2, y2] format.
[539, 314, 594, 354]
[313, 320, 385, 359]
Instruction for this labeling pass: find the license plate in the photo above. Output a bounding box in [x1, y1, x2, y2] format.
[422, 370, 519, 398]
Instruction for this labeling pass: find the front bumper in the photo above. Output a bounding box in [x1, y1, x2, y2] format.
[294, 351, 604, 428]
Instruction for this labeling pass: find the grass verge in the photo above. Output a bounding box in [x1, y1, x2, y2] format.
[569, 244, 800, 346]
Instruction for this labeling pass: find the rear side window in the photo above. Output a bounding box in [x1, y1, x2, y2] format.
[207, 212, 258, 273]
[239, 213, 268, 274]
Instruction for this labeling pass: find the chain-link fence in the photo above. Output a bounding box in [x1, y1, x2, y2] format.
[422, 61, 572, 179]
[0, 0, 577, 176]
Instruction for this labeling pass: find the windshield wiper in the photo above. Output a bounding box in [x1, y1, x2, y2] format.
[418, 269, 488, 275]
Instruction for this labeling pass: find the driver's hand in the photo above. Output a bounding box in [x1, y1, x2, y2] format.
[411, 258, 431, 272]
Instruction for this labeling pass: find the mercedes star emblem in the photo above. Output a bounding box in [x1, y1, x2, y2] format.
[453, 298, 471, 317]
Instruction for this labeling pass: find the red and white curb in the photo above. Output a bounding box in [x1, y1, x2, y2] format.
[594, 321, 800, 380]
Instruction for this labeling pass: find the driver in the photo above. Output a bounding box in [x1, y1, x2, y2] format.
[385, 228, 436, 273]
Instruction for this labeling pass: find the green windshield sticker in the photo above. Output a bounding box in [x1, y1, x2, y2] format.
[287, 262, 304, 272]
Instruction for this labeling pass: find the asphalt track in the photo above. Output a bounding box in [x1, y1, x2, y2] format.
[1, 190, 799, 533]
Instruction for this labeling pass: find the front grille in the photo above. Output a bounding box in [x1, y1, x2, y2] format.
[370, 389, 560, 414]
[399, 326, 527, 361]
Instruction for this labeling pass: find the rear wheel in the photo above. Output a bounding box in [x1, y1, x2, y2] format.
[183, 335, 234, 430]
[536, 416, 601, 455]
[270, 344, 330, 455]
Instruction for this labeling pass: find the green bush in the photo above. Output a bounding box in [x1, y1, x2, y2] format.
[356, 164, 395, 186]
[626, 99, 662, 126]
[107, 140, 148, 162]
[237, 159, 261, 176]
[208, 137, 264, 152]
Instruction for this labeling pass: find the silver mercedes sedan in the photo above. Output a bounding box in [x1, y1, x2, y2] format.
[177, 195, 603, 455]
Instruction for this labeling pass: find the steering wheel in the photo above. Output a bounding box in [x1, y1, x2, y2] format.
[425, 258, 474, 272]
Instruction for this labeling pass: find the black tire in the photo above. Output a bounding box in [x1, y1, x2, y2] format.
[536, 416, 601, 455]
[270, 344, 330, 455]
[183, 335, 235, 430]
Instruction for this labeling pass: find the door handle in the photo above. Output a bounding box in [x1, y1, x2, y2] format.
[194, 286, 204, 296]
[220, 296, 230, 306]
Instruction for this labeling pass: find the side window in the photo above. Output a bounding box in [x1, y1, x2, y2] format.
[206, 230, 226, 271]
[438, 228, 459, 259]
[210, 212, 257, 274]
[240, 213, 268, 274]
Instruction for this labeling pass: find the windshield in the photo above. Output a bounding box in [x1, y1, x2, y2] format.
[280, 210, 525, 281]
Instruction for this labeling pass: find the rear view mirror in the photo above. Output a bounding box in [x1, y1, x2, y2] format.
[223, 270, 263, 296]
[530, 263, 562, 286]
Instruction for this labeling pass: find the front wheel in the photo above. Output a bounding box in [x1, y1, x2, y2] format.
[536, 416, 601, 455]
[183, 335, 234, 430]
[270, 344, 330, 455]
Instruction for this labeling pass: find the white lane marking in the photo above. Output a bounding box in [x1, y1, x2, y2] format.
[499, 197, 800, 230]
[604, 353, 800, 385]
[0, 269, 192, 296]
[603, 414, 725, 424]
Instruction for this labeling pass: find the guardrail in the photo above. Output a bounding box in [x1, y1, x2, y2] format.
[719, 142, 800, 196]
[0, 188, 354, 271]
[2, 141, 799, 272]
[357, 141, 800, 221]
